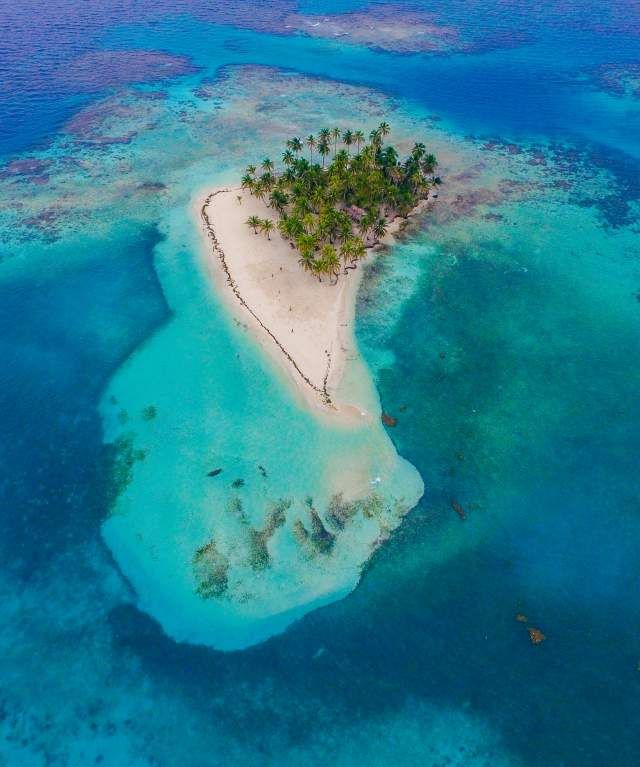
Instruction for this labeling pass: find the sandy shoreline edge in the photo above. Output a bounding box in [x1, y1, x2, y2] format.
[195, 186, 425, 424]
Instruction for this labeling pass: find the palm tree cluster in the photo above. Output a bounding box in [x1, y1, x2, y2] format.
[243, 123, 439, 283]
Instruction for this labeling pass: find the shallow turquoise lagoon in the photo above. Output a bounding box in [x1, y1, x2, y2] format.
[1, 2, 639, 765]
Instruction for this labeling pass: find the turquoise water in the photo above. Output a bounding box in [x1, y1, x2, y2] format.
[1, 2, 639, 764]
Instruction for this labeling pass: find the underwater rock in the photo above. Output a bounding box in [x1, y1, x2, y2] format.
[231, 478, 245, 488]
[451, 500, 466, 520]
[527, 627, 546, 645]
[193, 540, 230, 599]
[515, 614, 528, 623]
[258, 465, 267, 477]
[207, 468, 222, 477]
[381, 412, 397, 427]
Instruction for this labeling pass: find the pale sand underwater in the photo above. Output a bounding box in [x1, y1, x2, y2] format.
[99, 181, 424, 650]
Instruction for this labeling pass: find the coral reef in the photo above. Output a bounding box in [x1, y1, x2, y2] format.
[248, 499, 291, 569]
[193, 540, 230, 598]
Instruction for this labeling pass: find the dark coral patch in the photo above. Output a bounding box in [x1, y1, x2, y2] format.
[20, 208, 63, 240]
[52, 50, 198, 93]
[0, 158, 51, 184]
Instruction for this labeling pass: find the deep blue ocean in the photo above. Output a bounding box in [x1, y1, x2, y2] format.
[1, 1, 639, 764]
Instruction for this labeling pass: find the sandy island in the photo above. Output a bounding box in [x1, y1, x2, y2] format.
[197, 187, 426, 422]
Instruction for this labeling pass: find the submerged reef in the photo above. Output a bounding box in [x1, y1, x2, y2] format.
[191, 489, 403, 608]
[577, 63, 640, 100]
[103, 433, 147, 513]
[193, 540, 230, 598]
[279, 5, 531, 56]
[52, 50, 199, 93]
[248, 499, 291, 570]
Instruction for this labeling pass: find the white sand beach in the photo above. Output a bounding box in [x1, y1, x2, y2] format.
[196, 186, 420, 423]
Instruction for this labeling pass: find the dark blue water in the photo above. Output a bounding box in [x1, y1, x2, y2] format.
[1, 1, 639, 764]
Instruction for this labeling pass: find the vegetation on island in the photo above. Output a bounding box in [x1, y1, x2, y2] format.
[243, 123, 440, 283]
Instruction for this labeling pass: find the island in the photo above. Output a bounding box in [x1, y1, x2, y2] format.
[201, 123, 440, 415]
[100, 123, 433, 651]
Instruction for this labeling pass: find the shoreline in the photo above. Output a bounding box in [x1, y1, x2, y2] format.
[196, 186, 428, 423]
[199, 188, 334, 408]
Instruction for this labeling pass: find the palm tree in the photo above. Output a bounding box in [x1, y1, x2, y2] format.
[354, 130, 365, 154]
[246, 215, 261, 235]
[336, 211, 352, 242]
[357, 216, 370, 238]
[373, 218, 388, 241]
[260, 174, 275, 195]
[421, 153, 437, 174]
[343, 129, 353, 155]
[311, 257, 326, 282]
[359, 210, 377, 239]
[412, 142, 426, 161]
[320, 243, 340, 284]
[253, 180, 265, 201]
[246, 164, 256, 176]
[261, 157, 274, 173]
[241, 173, 254, 191]
[287, 137, 303, 155]
[282, 167, 296, 185]
[381, 146, 398, 168]
[282, 149, 295, 166]
[306, 134, 316, 164]
[319, 127, 331, 145]
[259, 218, 275, 240]
[279, 215, 303, 240]
[297, 249, 315, 273]
[340, 237, 365, 270]
[331, 127, 341, 156]
[378, 121, 390, 140]
[269, 189, 289, 214]
[296, 233, 317, 269]
[351, 237, 366, 263]
[302, 212, 316, 235]
[318, 139, 330, 168]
